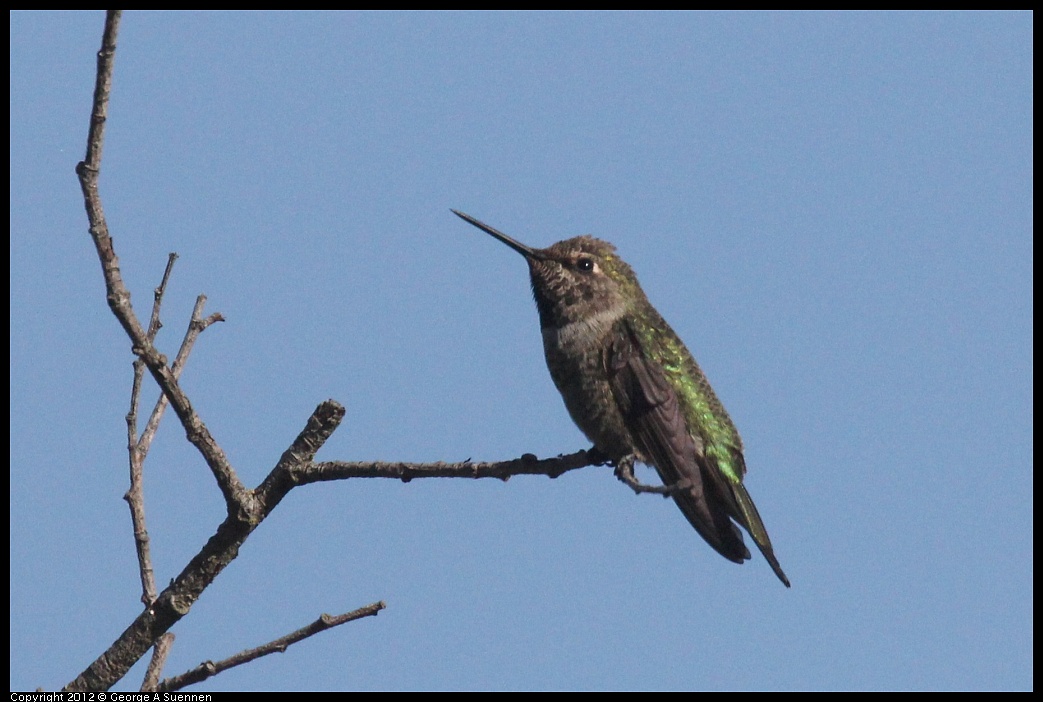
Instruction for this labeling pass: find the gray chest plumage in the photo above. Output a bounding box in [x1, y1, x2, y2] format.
[540, 313, 642, 461]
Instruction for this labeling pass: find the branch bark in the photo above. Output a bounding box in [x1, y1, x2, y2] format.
[156, 603, 386, 692]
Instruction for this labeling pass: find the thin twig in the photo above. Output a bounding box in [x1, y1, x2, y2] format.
[294, 449, 603, 487]
[125, 361, 150, 601]
[139, 295, 225, 452]
[140, 633, 174, 692]
[79, 10, 120, 177]
[125, 253, 179, 606]
[158, 602, 386, 691]
[147, 253, 178, 339]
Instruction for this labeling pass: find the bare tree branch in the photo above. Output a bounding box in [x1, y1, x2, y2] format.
[75, 10, 248, 513]
[138, 294, 226, 463]
[65, 391, 602, 692]
[123, 257, 227, 689]
[78, 11, 119, 180]
[139, 633, 174, 692]
[63, 399, 348, 692]
[147, 254, 178, 337]
[125, 253, 178, 606]
[125, 292, 227, 605]
[65, 11, 609, 692]
[157, 602, 386, 692]
[293, 449, 603, 487]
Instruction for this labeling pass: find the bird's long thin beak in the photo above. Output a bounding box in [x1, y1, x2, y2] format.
[451, 209, 545, 260]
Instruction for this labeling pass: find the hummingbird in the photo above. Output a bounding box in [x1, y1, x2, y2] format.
[453, 210, 790, 587]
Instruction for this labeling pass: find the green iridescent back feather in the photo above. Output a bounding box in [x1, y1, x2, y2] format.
[601, 250, 746, 485]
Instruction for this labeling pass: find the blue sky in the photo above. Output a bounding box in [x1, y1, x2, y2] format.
[10, 11, 1032, 691]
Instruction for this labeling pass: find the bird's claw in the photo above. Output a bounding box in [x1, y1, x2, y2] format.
[613, 454, 689, 497]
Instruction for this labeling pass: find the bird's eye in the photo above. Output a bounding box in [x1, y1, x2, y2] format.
[577, 257, 595, 272]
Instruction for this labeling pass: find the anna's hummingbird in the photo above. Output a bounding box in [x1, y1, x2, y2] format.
[453, 210, 790, 587]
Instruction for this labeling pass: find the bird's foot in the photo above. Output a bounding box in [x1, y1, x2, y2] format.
[613, 454, 688, 497]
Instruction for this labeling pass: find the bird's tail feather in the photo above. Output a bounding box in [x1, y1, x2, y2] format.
[730, 482, 791, 587]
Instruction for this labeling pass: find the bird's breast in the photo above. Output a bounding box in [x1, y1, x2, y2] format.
[540, 314, 640, 461]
